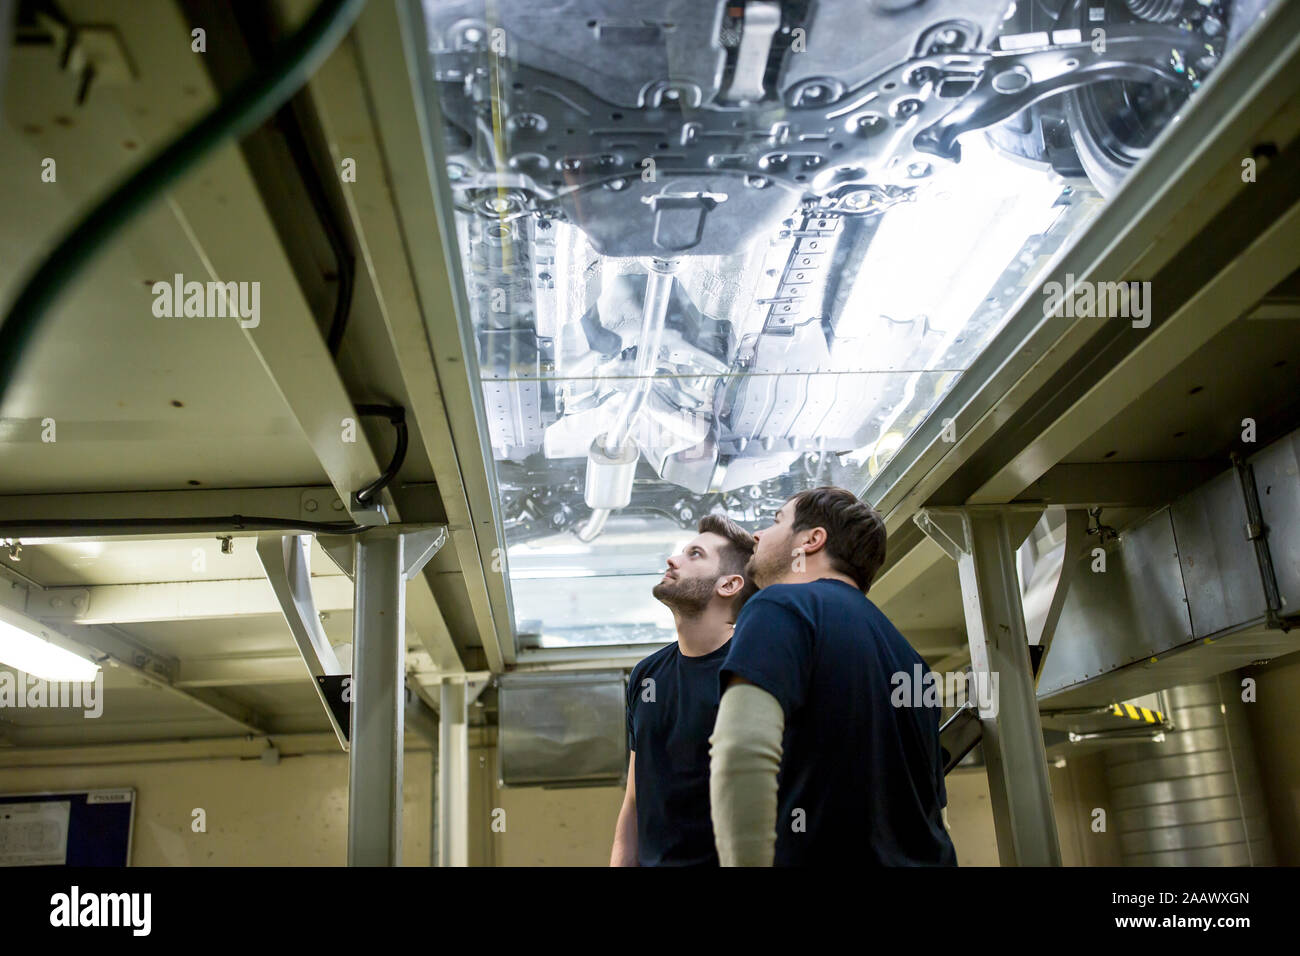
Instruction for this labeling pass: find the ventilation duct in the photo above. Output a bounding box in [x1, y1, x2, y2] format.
[496, 671, 627, 787]
[1035, 427, 1300, 707]
[1104, 678, 1274, 866]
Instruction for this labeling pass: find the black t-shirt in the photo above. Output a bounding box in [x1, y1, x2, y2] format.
[719, 579, 957, 866]
[626, 639, 731, 867]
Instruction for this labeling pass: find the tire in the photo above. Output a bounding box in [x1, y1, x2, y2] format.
[1064, 0, 1248, 196]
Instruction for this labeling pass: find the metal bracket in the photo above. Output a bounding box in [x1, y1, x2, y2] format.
[403, 527, 448, 580]
[348, 494, 390, 526]
[1231, 453, 1296, 632]
[1033, 509, 1089, 688]
[918, 27, 1206, 162]
[318, 524, 447, 581]
[912, 509, 967, 561]
[913, 504, 1045, 560]
[316, 533, 355, 578]
[256, 534, 348, 750]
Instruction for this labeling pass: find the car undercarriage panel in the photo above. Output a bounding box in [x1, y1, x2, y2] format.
[420, 0, 1265, 648]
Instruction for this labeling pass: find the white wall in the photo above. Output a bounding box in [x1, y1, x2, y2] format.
[0, 750, 432, 866]
[0, 733, 1159, 867]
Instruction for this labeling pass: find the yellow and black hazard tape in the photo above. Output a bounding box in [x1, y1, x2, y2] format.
[1111, 703, 1164, 723]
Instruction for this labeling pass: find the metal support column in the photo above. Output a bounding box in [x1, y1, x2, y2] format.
[346, 524, 447, 867]
[438, 679, 469, 867]
[915, 506, 1062, 866]
[349, 533, 405, 866]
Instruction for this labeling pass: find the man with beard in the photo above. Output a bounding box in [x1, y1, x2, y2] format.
[708, 486, 956, 866]
[610, 514, 756, 866]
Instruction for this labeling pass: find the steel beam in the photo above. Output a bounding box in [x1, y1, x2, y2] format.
[301, 1, 509, 671]
[331, 0, 516, 670]
[438, 677, 470, 867]
[161, 100, 466, 675]
[175, 654, 306, 687]
[972, 198, 1300, 504]
[867, 537, 948, 610]
[0, 732, 347, 769]
[915, 506, 1062, 866]
[0, 486, 335, 530]
[1011, 462, 1227, 509]
[28, 576, 352, 625]
[348, 532, 407, 866]
[257, 534, 348, 750]
[342, 525, 448, 866]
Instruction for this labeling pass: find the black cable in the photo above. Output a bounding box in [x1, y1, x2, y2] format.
[224, 1, 356, 357]
[354, 404, 408, 504]
[0, 516, 369, 535]
[0, 0, 369, 406]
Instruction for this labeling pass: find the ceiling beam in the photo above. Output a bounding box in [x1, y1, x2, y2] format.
[319, 0, 517, 670]
[1010, 461, 1227, 509]
[27, 576, 352, 625]
[163, 113, 464, 676]
[972, 197, 1300, 504]
[175, 654, 305, 687]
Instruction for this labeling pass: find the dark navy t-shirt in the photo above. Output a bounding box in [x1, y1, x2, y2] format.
[626, 640, 731, 867]
[719, 579, 956, 866]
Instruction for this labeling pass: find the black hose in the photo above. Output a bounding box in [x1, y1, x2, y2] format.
[0, 516, 369, 535]
[354, 404, 408, 505]
[224, 1, 356, 357]
[0, 0, 369, 406]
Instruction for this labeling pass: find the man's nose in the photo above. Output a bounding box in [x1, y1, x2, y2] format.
[666, 554, 681, 570]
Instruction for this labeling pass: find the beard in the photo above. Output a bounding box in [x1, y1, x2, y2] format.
[746, 538, 790, 589]
[652, 573, 716, 617]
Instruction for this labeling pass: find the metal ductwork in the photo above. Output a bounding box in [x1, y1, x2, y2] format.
[496, 671, 628, 787]
[1104, 678, 1274, 866]
[1034, 427, 1300, 709]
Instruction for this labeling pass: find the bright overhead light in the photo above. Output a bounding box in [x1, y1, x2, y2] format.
[0, 617, 100, 683]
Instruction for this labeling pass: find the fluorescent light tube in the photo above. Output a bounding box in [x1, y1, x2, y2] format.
[0, 618, 100, 683]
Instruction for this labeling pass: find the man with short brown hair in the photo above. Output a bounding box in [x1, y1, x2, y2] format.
[709, 486, 956, 867]
[610, 514, 755, 866]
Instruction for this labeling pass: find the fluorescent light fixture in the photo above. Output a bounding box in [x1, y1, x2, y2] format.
[0, 617, 100, 682]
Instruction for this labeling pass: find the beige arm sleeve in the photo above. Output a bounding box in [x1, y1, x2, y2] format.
[709, 682, 785, 867]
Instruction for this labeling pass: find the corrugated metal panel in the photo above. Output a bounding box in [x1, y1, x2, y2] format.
[1103, 679, 1274, 866]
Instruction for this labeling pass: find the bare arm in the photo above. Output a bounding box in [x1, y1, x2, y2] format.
[610, 752, 639, 866]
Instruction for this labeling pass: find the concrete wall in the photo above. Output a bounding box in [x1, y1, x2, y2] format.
[0, 749, 433, 866]
[0, 742, 1111, 867]
[5, 674, 1289, 867]
[468, 744, 623, 867]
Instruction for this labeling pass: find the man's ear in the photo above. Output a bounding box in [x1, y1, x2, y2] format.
[798, 526, 828, 556]
[716, 573, 744, 598]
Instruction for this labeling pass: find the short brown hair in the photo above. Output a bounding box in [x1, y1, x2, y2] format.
[698, 514, 758, 616]
[789, 487, 887, 593]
